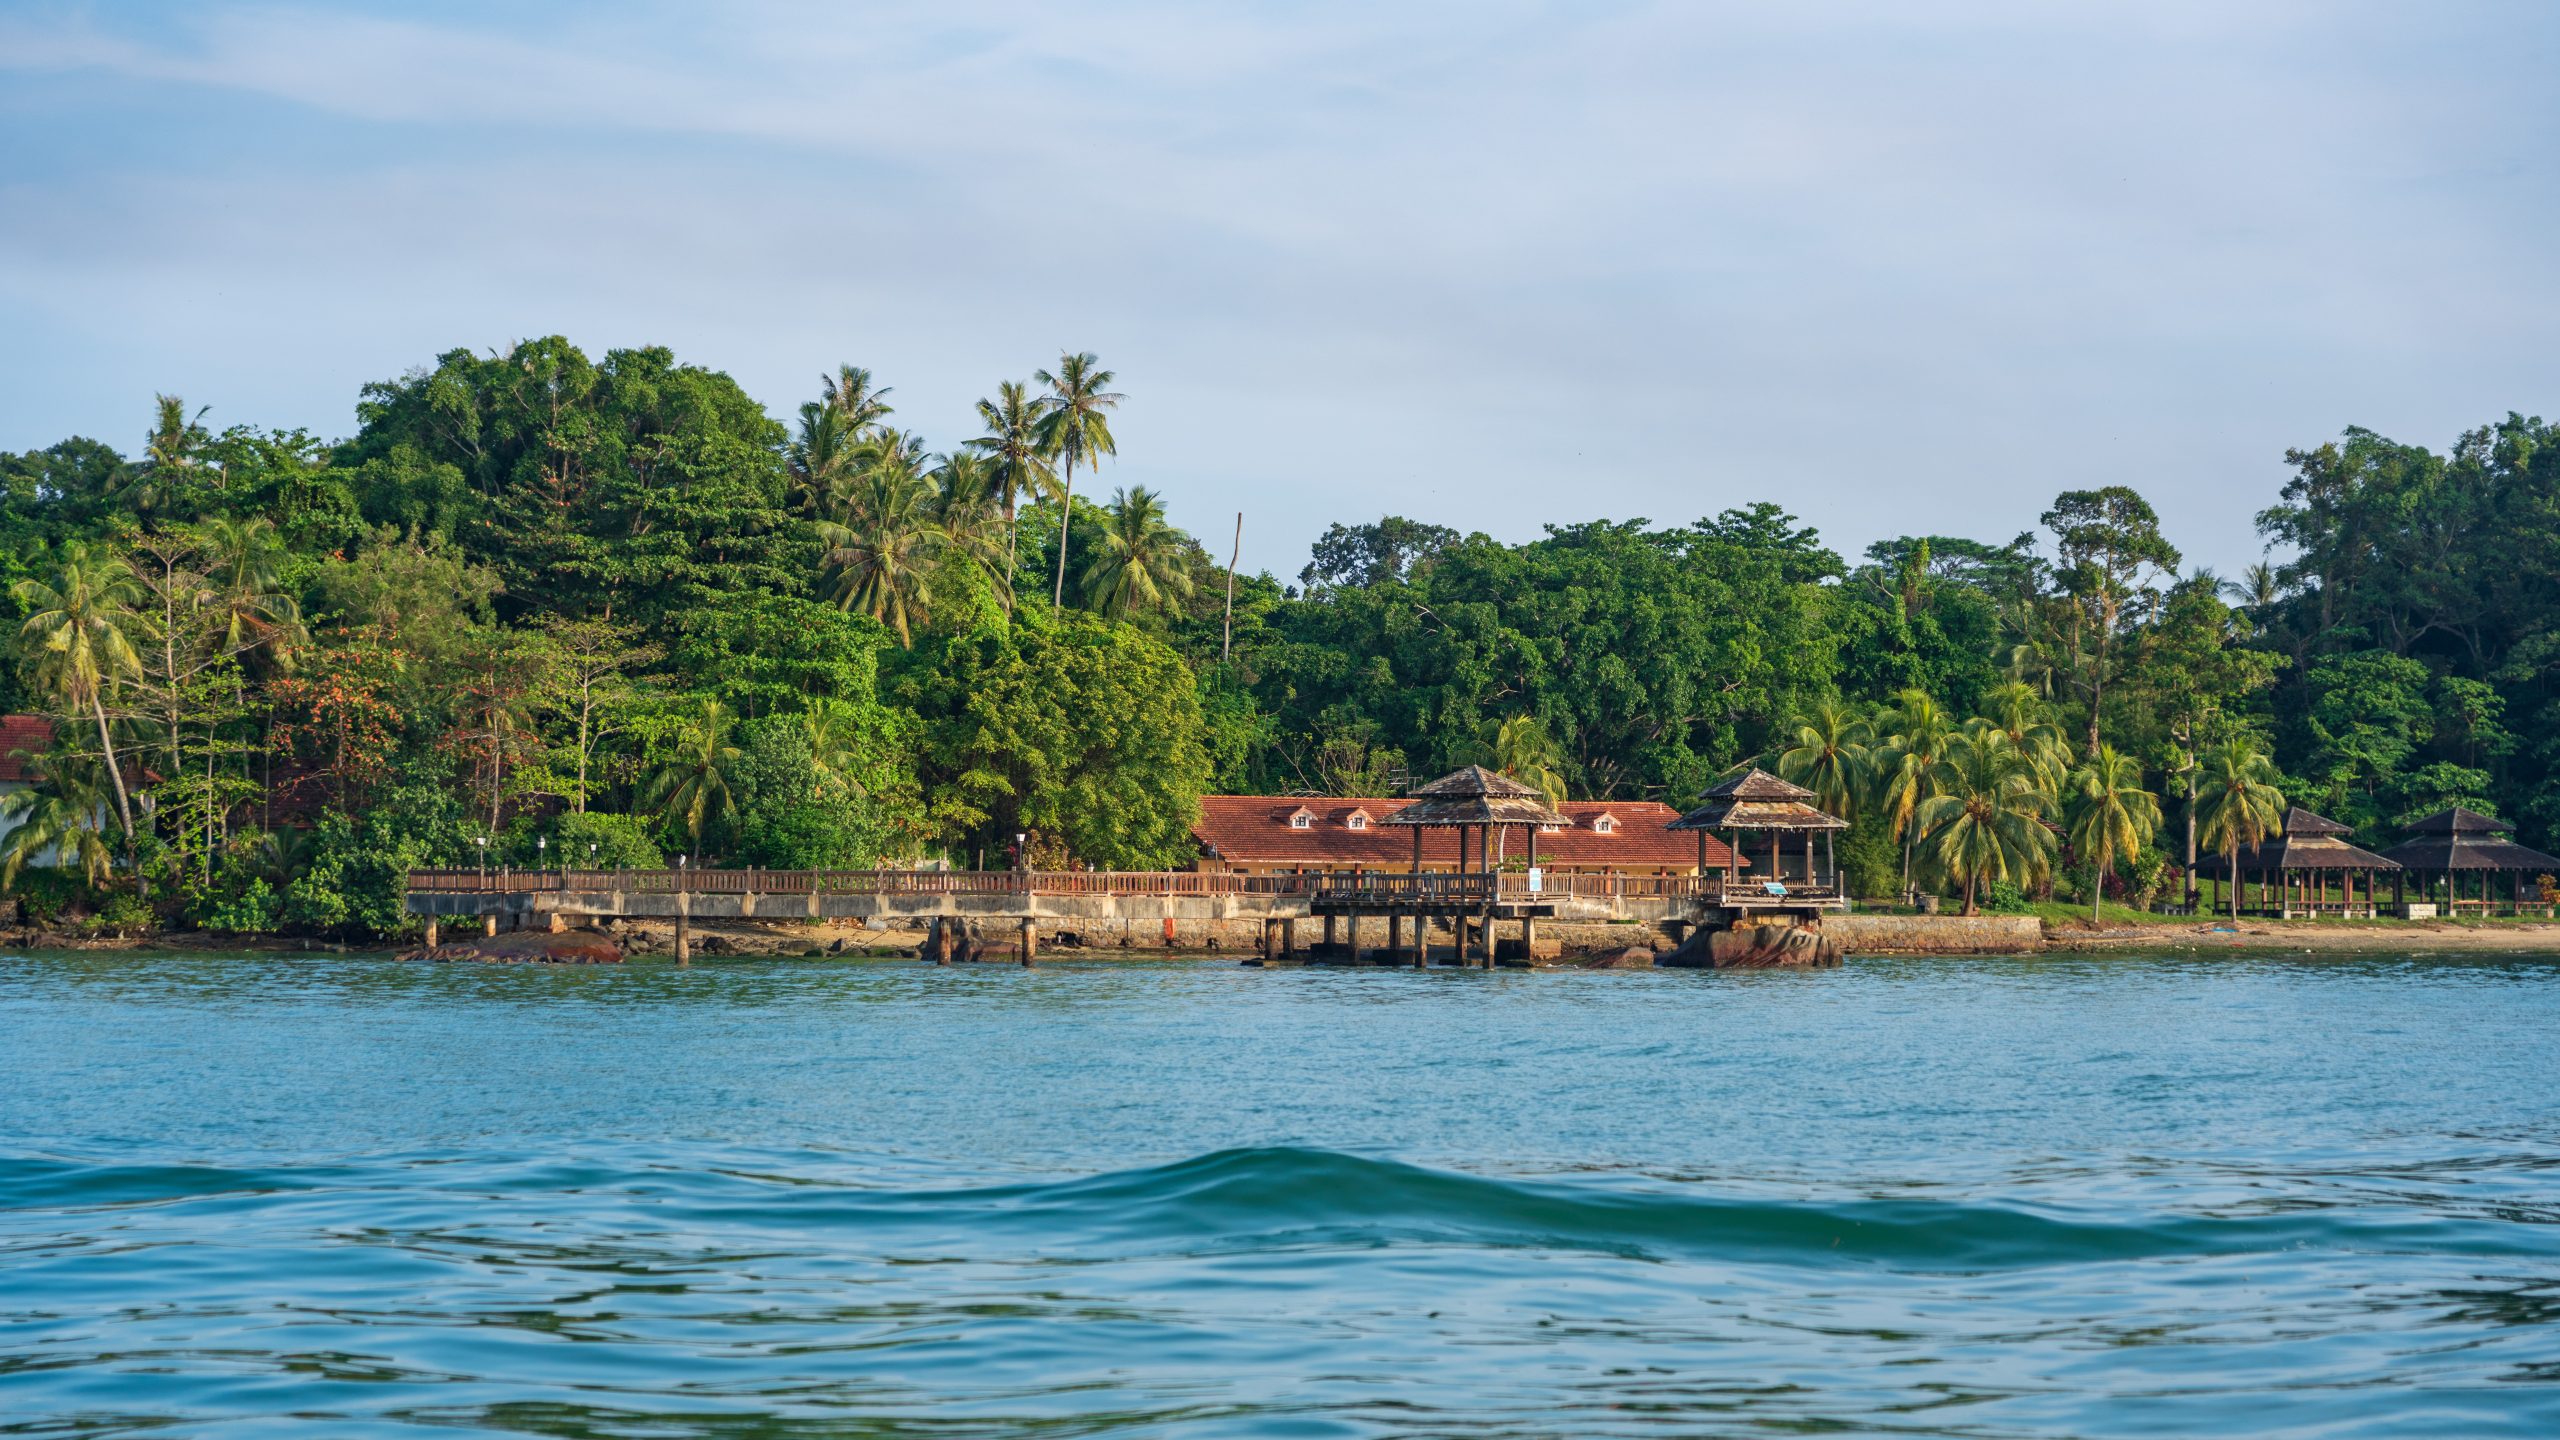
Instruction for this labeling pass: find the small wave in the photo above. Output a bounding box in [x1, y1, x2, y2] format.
[8, 1145, 2551, 1273]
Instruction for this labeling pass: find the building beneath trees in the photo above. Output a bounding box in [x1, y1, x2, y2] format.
[1189, 794, 1736, 875]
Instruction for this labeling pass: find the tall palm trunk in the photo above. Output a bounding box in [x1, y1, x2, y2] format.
[1003, 500, 1019, 594]
[2093, 846, 2108, 924]
[91, 691, 134, 837]
[1052, 456, 1075, 607]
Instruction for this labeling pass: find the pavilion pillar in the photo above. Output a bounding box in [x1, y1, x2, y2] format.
[1697, 831, 1708, 877]
[1413, 825, 1425, 875]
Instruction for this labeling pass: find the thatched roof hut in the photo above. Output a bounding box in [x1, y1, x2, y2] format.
[1668, 768, 1847, 893]
[2378, 808, 2560, 874]
[1667, 769, 1848, 833]
[1378, 765, 1567, 874]
[2190, 807, 2399, 877]
[1380, 765, 1568, 830]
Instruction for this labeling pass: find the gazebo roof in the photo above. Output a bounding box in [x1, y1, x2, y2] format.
[2192, 806, 2398, 876]
[1380, 765, 1568, 829]
[2404, 806, 2508, 836]
[2378, 809, 2560, 873]
[1668, 767, 1848, 833]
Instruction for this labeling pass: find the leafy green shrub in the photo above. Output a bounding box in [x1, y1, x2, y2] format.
[7, 869, 87, 927]
[540, 812, 663, 870]
[203, 878, 280, 934]
[1980, 878, 2032, 913]
[84, 892, 157, 937]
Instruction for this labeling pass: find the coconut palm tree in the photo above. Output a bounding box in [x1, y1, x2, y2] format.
[1033, 352, 1123, 608]
[965, 380, 1059, 593]
[822, 365, 895, 433]
[1480, 713, 1569, 805]
[799, 699, 869, 795]
[0, 748, 117, 890]
[2065, 744, 2161, 922]
[12, 541, 145, 838]
[1079, 486, 1195, 620]
[644, 700, 741, 850]
[198, 515, 305, 666]
[1873, 688, 1958, 897]
[786, 399, 864, 518]
[2195, 736, 2285, 921]
[1977, 681, 2071, 790]
[110, 395, 209, 521]
[816, 444, 943, 646]
[1777, 698, 1871, 819]
[932, 451, 1011, 606]
[1915, 731, 2057, 915]
[2221, 560, 2284, 614]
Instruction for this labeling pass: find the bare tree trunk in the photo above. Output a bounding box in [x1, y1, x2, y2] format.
[1052, 455, 1076, 608]
[92, 693, 135, 837]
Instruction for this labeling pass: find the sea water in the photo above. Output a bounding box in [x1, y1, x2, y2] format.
[3, 950, 2557, 1437]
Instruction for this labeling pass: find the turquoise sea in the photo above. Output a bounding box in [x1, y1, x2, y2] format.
[4, 950, 2559, 1437]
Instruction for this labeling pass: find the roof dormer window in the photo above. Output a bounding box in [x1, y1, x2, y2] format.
[1288, 807, 1315, 830]
[1344, 808, 1372, 831]
[1592, 813, 1618, 835]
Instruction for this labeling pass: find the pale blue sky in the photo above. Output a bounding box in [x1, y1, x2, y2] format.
[3, 1, 2555, 578]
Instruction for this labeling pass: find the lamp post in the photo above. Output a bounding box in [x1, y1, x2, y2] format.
[537, 836, 547, 874]
[476, 835, 488, 885]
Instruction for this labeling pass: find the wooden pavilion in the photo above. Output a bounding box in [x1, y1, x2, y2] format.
[2377, 808, 2560, 917]
[1360, 764, 1571, 968]
[2191, 807, 2399, 918]
[1667, 769, 1847, 909]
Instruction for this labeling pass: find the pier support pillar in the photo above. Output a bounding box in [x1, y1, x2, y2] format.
[1323, 914, 1337, 950]
[1388, 914, 1404, 960]
[1019, 918, 1038, 967]
[423, 917, 438, 948]
[483, 911, 498, 938]
[1521, 915, 1538, 958]
[1282, 919, 1297, 958]
[674, 904, 690, 965]
[1347, 913, 1362, 964]
[547, 911, 564, 934]
[1262, 919, 1279, 962]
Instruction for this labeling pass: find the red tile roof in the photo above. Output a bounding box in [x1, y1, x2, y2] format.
[1193, 795, 1739, 871]
[0, 715, 50, 784]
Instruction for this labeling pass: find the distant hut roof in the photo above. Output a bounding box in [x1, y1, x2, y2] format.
[2192, 805, 2398, 877]
[2378, 808, 2560, 873]
[1668, 767, 1848, 833]
[1380, 765, 1568, 829]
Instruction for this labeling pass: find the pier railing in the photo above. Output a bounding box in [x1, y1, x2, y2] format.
[404, 867, 1734, 901]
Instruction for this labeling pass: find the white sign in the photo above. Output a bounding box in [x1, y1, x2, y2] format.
[1526, 867, 1543, 893]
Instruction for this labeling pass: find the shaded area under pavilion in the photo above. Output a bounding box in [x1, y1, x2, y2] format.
[2191, 807, 2399, 918]
[2376, 808, 2560, 917]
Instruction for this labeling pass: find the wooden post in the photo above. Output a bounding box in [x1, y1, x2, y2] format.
[1019, 918, 1038, 967]
[1413, 822, 1425, 874]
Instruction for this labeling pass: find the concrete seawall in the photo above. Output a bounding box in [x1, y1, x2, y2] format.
[1820, 914, 2044, 954]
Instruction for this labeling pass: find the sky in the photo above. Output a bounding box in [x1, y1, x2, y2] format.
[3, 0, 2556, 581]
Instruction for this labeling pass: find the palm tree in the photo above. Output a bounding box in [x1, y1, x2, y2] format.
[645, 700, 741, 850]
[822, 365, 895, 432]
[1978, 681, 2071, 793]
[1078, 486, 1195, 620]
[2065, 745, 2161, 923]
[932, 452, 1011, 607]
[1777, 698, 1871, 819]
[1480, 713, 1569, 805]
[1033, 352, 1123, 608]
[786, 399, 863, 518]
[1915, 731, 2058, 915]
[0, 749, 117, 890]
[2195, 736, 2285, 921]
[817, 443, 943, 645]
[1873, 688, 1958, 896]
[2221, 561, 2284, 614]
[199, 515, 305, 665]
[111, 395, 209, 521]
[12, 541, 145, 837]
[965, 380, 1059, 593]
[799, 699, 869, 795]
